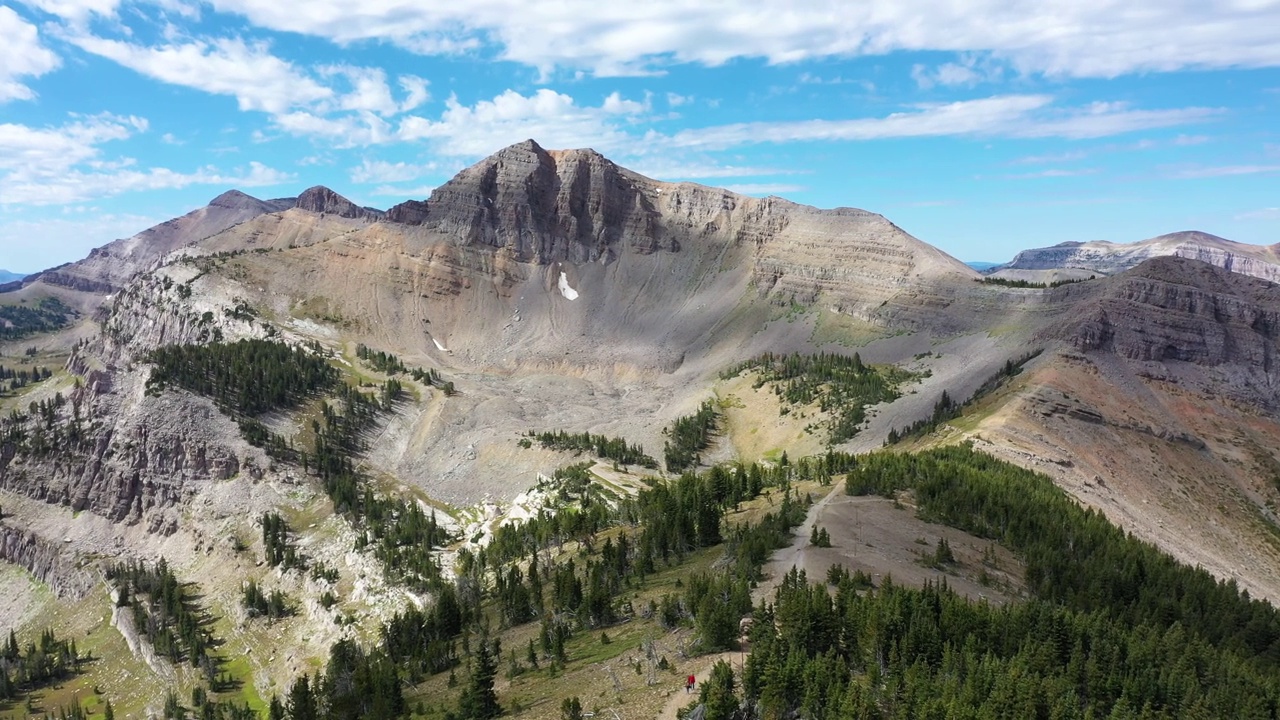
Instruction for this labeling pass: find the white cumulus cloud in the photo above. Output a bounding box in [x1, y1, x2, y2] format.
[396, 88, 644, 156]
[0, 113, 290, 205]
[0, 7, 61, 102]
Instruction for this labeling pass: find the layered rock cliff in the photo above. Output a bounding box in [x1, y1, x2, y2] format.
[0, 525, 96, 599]
[997, 231, 1280, 283]
[419, 140, 664, 263]
[1044, 257, 1280, 406]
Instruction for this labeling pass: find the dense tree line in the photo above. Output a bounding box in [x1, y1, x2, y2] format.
[0, 297, 73, 340]
[848, 444, 1280, 661]
[980, 275, 1091, 288]
[0, 628, 80, 702]
[664, 400, 719, 472]
[725, 565, 1280, 720]
[362, 497, 450, 592]
[722, 352, 912, 444]
[484, 463, 617, 568]
[160, 692, 258, 720]
[524, 429, 659, 469]
[145, 340, 339, 416]
[355, 344, 407, 374]
[681, 445, 1280, 719]
[355, 344, 444, 390]
[381, 583, 467, 681]
[887, 350, 1040, 443]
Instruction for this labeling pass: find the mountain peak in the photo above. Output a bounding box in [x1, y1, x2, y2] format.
[209, 189, 269, 211]
[419, 138, 659, 263]
[497, 138, 548, 156]
[1150, 230, 1232, 245]
[295, 186, 375, 219]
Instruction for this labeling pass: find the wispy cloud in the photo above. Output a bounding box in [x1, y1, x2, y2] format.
[350, 159, 439, 184]
[0, 213, 162, 273]
[722, 183, 805, 195]
[911, 55, 1003, 89]
[62, 30, 436, 150]
[1168, 164, 1280, 179]
[664, 97, 1220, 150]
[369, 184, 436, 197]
[1234, 207, 1280, 221]
[628, 161, 798, 181]
[396, 88, 647, 156]
[1005, 168, 1098, 179]
[65, 34, 333, 114]
[1010, 150, 1089, 165]
[0, 112, 291, 204]
[189, 0, 1280, 79]
[665, 92, 692, 107]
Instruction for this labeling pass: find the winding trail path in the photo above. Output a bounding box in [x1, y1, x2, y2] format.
[657, 482, 844, 719]
[655, 651, 739, 720]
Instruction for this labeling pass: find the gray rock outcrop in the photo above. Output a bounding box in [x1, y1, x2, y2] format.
[295, 186, 380, 220]
[0, 525, 96, 599]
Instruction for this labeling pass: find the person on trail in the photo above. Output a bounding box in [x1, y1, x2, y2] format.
[686, 674, 695, 693]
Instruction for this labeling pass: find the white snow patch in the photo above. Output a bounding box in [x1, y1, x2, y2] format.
[558, 271, 580, 300]
[433, 337, 450, 354]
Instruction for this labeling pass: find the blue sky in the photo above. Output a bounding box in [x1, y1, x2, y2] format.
[1, 1, 1278, 273]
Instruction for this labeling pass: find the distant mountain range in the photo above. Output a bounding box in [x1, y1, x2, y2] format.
[964, 261, 1001, 272]
[989, 231, 1280, 284]
[0, 270, 25, 284]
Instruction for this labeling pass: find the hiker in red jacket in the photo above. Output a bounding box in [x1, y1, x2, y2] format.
[686, 674, 696, 693]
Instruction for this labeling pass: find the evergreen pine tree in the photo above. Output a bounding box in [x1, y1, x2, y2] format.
[459, 637, 502, 719]
[700, 661, 740, 720]
[287, 675, 319, 720]
[560, 696, 583, 720]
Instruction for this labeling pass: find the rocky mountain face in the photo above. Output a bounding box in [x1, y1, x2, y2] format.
[994, 231, 1280, 283]
[419, 140, 668, 263]
[385, 198, 429, 225]
[401, 139, 979, 341]
[1039, 257, 1280, 408]
[0, 140, 986, 526]
[294, 185, 381, 220]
